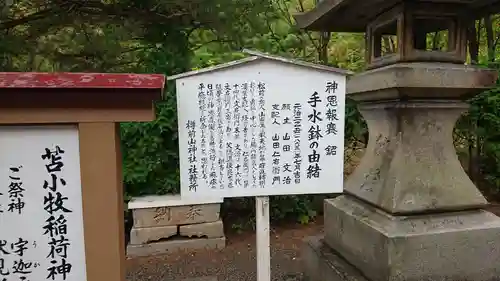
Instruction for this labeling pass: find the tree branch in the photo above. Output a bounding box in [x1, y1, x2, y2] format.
[0, 0, 191, 32]
[0, 7, 61, 30]
[190, 38, 233, 51]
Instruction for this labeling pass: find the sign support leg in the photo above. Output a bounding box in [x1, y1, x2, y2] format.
[256, 196, 271, 281]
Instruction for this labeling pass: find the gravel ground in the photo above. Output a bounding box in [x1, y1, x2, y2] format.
[126, 219, 323, 281]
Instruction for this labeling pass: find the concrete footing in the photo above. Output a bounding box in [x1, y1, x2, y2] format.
[303, 236, 367, 281]
[127, 237, 226, 258]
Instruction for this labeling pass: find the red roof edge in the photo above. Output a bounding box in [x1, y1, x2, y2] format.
[0, 72, 166, 89]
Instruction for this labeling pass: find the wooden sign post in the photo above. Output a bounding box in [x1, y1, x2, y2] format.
[170, 50, 350, 281]
[0, 72, 164, 281]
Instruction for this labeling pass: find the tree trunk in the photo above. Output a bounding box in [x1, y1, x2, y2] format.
[318, 31, 330, 64]
[315, 0, 330, 64]
[467, 21, 479, 64]
[485, 15, 495, 63]
[466, 20, 480, 184]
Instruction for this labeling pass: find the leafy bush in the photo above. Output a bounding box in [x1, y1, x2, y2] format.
[466, 67, 500, 194]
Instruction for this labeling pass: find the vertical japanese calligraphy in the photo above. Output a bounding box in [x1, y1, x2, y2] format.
[325, 81, 339, 157]
[7, 166, 25, 215]
[41, 146, 73, 280]
[271, 104, 280, 186]
[216, 84, 225, 189]
[188, 80, 339, 189]
[233, 84, 243, 188]
[186, 120, 198, 192]
[198, 84, 208, 182]
[0, 237, 40, 281]
[0, 126, 88, 281]
[280, 104, 292, 185]
[306, 92, 324, 179]
[207, 84, 217, 189]
[225, 84, 233, 189]
[293, 103, 303, 184]
[177, 63, 346, 198]
[192, 80, 269, 191]
[257, 83, 267, 189]
[249, 82, 258, 189]
[241, 83, 250, 189]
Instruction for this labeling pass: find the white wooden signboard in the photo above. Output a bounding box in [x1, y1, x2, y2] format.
[0, 125, 87, 281]
[175, 52, 347, 199]
[172, 51, 349, 281]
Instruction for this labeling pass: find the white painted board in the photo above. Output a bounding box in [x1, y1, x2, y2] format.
[0, 126, 87, 281]
[177, 59, 346, 199]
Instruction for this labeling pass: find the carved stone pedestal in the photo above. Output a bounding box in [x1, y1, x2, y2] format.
[126, 195, 226, 258]
[348, 99, 486, 214]
[302, 63, 500, 281]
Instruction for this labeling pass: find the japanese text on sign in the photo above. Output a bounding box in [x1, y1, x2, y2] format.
[0, 126, 88, 281]
[177, 63, 345, 198]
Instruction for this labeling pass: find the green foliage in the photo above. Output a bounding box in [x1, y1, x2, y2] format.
[0, 0, 368, 226]
[121, 40, 191, 200]
[453, 16, 500, 197]
[4, 0, 500, 228]
[121, 96, 181, 199]
[464, 64, 500, 192]
[345, 98, 367, 143]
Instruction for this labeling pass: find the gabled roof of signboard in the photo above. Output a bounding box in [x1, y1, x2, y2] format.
[168, 49, 352, 80]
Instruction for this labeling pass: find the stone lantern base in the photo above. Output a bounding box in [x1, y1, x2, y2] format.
[304, 196, 500, 281]
[302, 62, 500, 281]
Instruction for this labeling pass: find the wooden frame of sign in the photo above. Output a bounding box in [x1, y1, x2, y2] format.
[0, 72, 164, 281]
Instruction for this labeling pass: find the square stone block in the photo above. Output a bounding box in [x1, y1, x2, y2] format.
[132, 203, 221, 228]
[179, 220, 224, 238]
[324, 195, 500, 281]
[129, 225, 178, 245]
[126, 237, 226, 258]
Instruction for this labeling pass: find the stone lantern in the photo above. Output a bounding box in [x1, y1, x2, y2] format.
[295, 1, 500, 281]
[365, 2, 468, 69]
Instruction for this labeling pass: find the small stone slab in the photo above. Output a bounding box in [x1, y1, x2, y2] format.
[129, 225, 178, 245]
[179, 220, 224, 238]
[126, 237, 226, 258]
[128, 194, 223, 209]
[132, 203, 221, 228]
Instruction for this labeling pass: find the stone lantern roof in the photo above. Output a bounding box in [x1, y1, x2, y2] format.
[294, 0, 500, 32]
[297, 0, 500, 69]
